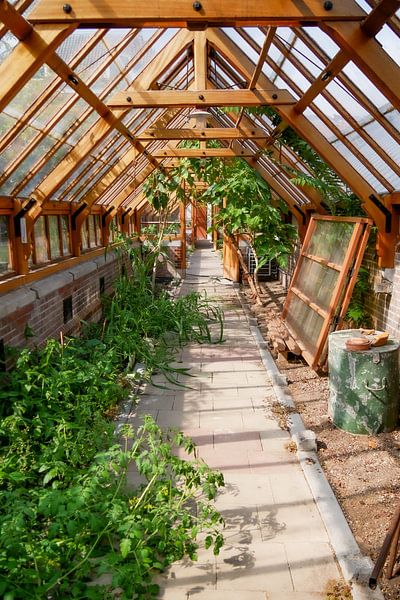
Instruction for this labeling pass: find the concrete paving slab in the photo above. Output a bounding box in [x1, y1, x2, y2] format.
[153, 246, 345, 600]
[284, 542, 341, 592]
[215, 541, 293, 592]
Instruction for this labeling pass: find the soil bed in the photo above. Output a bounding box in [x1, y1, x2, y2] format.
[245, 281, 400, 600]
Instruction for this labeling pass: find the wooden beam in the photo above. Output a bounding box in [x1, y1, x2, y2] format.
[28, 0, 366, 27]
[108, 88, 296, 109]
[321, 21, 400, 111]
[294, 50, 349, 114]
[136, 126, 269, 140]
[194, 30, 207, 90]
[152, 147, 254, 158]
[361, 0, 400, 37]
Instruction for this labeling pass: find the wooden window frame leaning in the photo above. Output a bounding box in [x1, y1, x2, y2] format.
[281, 215, 372, 370]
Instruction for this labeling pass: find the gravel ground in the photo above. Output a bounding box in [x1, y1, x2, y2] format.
[246, 282, 400, 600]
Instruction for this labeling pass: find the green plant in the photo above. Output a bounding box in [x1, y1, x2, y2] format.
[345, 266, 373, 328]
[0, 248, 226, 599]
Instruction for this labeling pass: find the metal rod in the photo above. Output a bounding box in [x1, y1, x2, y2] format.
[369, 503, 400, 589]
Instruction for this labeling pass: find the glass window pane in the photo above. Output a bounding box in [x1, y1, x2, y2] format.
[285, 294, 324, 356]
[94, 215, 102, 246]
[88, 214, 96, 247]
[81, 219, 89, 251]
[0, 216, 12, 274]
[61, 215, 71, 255]
[34, 216, 49, 264]
[48, 215, 61, 259]
[307, 220, 355, 265]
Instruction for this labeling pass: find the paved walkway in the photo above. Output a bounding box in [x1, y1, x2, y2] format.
[136, 245, 342, 600]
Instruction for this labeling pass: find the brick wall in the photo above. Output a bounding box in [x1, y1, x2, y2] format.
[363, 246, 400, 336]
[0, 251, 122, 354]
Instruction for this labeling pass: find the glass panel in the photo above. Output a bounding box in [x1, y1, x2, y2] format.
[376, 25, 400, 67]
[60, 215, 71, 255]
[57, 29, 98, 64]
[6, 68, 58, 119]
[342, 62, 389, 111]
[81, 219, 89, 251]
[285, 294, 324, 356]
[294, 257, 339, 312]
[0, 216, 12, 274]
[94, 215, 102, 246]
[307, 220, 355, 265]
[0, 31, 18, 61]
[18, 145, 71, 197]
[34, 216, 49, 264]
[0, 126, 37, 171]
[332, 139, 387, 193]
[48, 215, 61, 259]
[88, 214, 96, 247]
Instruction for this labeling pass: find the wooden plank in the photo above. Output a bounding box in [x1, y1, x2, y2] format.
[136, 126, 270, 140]
[28, 0, 366, 26]
[108, 87, 296, 109]
[152, 147, 254, 158]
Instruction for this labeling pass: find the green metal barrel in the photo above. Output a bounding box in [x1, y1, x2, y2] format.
[328, 329, 400, 435]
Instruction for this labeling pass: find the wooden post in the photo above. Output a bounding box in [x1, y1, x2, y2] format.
[180, 200, 186, 269]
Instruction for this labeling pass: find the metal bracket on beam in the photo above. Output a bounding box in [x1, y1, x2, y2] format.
[102, 207, 114, 227]
[14, 198, 37, 237]
[71, 202, 88, 231]
[293, 204, 306, 225]
[369, 193, 392, 233]
[121, 208, 132, 224]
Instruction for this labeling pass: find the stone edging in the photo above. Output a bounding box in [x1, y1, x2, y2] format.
[236, 287, 384, 600]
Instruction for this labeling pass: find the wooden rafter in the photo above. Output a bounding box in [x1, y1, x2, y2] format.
[152, 147, 254, 158]
[136, 127, 269, 141]
[107, 88, 296, 109]
[28, 0, 366, 27]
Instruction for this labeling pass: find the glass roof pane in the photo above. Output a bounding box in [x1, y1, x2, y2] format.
[279, 58, 310, 93]
[376, 26, 400, 66]
[291, 37, 325, 77]
[0, 137, 56, 195]
[18, 145, 71, 197]
[302, 27, 339, 60]
[0, 31, 18, 60]
[312, 94, 354, 135]
[342, 62, 390, 111]
[0, 113, 17, 145]
[303, 107, 341, 142]
[0, 126, 37, 172]
[385, 109, 400, 135]
[363, 120, 400, 166]
[4, 67, 58, 119]
[346, 130, 400, 190]
[325, 78, 370, 122]
[332, 139, 388, 194]
[57, 29, 99, 64]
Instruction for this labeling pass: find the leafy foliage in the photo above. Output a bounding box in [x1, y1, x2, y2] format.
[0, 249, 225, 599]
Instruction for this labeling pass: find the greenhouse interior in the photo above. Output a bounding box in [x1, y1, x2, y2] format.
[2, 1, 400, 598]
